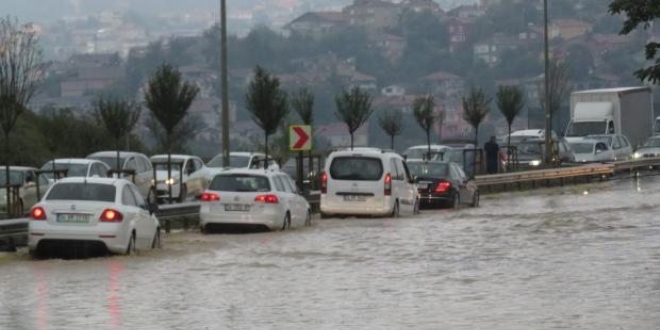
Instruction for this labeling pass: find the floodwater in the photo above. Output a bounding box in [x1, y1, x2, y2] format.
[1, 176, 660, 329]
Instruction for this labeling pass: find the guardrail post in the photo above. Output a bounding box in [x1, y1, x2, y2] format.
[165, 219, 171, 233]
[183, 217, 189, 230]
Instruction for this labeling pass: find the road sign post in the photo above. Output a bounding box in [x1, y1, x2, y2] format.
[290, 125, 312, 190]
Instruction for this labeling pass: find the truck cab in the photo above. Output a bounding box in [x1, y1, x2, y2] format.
[564, 102, 614, 142]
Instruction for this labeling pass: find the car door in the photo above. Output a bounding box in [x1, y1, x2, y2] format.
[127, 184, 156, 249]
[610, 136, 623, 160]
[276, 175, 300, 226]
[450, 164, 468, 204]
[121, 185, 144, 247]
[185, 158, 205, 198]
[394, 158, 415, 214]
[618, 136, 632, 160]
[282, 175, 307, 226]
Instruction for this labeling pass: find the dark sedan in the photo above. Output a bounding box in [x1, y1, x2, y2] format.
[407, 160, 479, 209]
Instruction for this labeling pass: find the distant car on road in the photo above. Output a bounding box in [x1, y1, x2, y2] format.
[149, 154, 207, 202]
[585, 134, 633, 161]
[28, 177, 161, 257]
[570, 139, 615, 163]
[407, 160, 479, 209]
[403, 144, 451, 161]
[633, 136, 660, 159]
[0, 166, 51, 216]
[86, 151, 154, 199]
[199, 169, 311, 232]
[39, 158, 110, 182]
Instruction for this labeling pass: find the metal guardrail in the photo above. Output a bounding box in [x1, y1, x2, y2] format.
[475, 163, 614, 187]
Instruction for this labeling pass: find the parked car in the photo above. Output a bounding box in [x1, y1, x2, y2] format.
[207, 151, 279, 170]
[40, 158, 111, 182]
[149, 154, 207, 202]
[0, 166, 51, 216]
[86, 151, 154, 198]
[28, 177, 161, 257]
[199, 168, 311, 232]
[407, 160, 479, 209]
[320, 148, 418, 218]
[570, 139, 615, 163]
[633, 136, 660, 159]
[498, 129, 558, 145]
[584, 134, 633, 161]
[504, 138, 575, 170]
[403, 144, 451, 161]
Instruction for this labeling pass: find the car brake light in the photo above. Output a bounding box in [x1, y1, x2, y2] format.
[31, 207, 46, 220]
[100, 209, 123, 222]
[384, 173, 392, 196]
[320, 171, 328, 194]
[434, 181, 452, 193]
[255, 194, 279, 204]
[200, 192, 220, 201]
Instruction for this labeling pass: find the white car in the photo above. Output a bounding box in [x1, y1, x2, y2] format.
[189, 152, 280, 196]
[86, 151, 154, 198]
[585, 134, 633, 161]
[149, 154, 207, 202]
[40, 158, 111, 182]
[320, 148, 419, 218]
[28, 177, 161, 256]
[199, 168, 311, 232]
[0, 166, 51, 216]
[570, 139, 616, 163]
[403, 144, 451, 161]
[633, 136, 660, 159]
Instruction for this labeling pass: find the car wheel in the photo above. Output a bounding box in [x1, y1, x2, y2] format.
[471, 191, 480, 207]
[200, 224, 207, 234]
[281, 213, 291, 231]
[453, 194, 461, 209]
[390, 201, 399, 218]
[151, 228, 162, 249]
[304, 210, 312, 227]
[177, 185, 187, 203]
[125, 232, 136, 255]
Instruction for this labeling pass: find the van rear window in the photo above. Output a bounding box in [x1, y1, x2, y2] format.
[329, 157, 383, 181]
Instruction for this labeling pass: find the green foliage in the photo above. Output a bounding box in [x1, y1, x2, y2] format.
[462, 87, 492, 146]
[377, 109, 403, 150]
[412, 95, 440, 158]
[496, 85, 525, 159]
[334, 87, 374, 149]
[245, 66, 289, 162]
[609, 0, 660, 83]
[144, 63, 200, 153]
[291, 88, 314, 125]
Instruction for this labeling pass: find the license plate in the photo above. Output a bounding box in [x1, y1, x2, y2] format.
[224, 204, 251, 212]
[56, 213, 91, 223]
[343, 195, 366, 202]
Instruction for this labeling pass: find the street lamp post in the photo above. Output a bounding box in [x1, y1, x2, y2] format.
[543, 0, 551, 165]
[220, 0, 230, 167]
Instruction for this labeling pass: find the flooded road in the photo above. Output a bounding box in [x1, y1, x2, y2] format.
[1, 177, 660, 329]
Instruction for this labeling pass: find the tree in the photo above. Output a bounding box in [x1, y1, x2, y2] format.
[94, 96, 141, 173]
[334, 87, 374, 150]
[412, 95, 440, 160]
[144, 63, 199, 201]
[496, 85, 525, 169]
[462, 87, 492, 174]
[291, 88, 315, 182]
[609, 1, 660, 83]
[0, 17, 42, 216]
[378, 109, 403, 150]
[245, 66, 289, 166]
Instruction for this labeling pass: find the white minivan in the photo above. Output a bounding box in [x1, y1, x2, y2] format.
[320, 148, 419, 218]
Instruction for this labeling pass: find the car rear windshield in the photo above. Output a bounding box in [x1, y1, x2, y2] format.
[407, 162, 449, 178]
[209, 174, 271, 192]
[89, 156, 126, 171]
[329, 156, 383, 181]
[46, 183, 116, 202]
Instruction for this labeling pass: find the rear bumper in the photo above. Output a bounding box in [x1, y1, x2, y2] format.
[319, 195, 392, 216]
[199, 205, 283, 230]
[28, 222, 129, 254]
[417, 193, 452, 208]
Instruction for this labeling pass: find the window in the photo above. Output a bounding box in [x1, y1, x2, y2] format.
[125, 158, 137, 172]
[329, 156, 383, 181]
[129, 185, 147, 209]
[46, 183, 116, 202]
[400, 161, 413, 181]
[390, 159, 401, 180]
[595, 142, 608, 152]
[209, 174, 271, 192]
[393, 159, 406, 181]
[612, 137, 622, 149]
[279, 175, 296, 193]
[272, 176, 285, 192]
[122, 186, 138, 206]
[136, 156, 151, 173]
[618, 136, 629, 147]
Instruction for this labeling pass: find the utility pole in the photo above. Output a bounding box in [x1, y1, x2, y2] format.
[543, 0, 551, 165]
[220, 0, 230, 167]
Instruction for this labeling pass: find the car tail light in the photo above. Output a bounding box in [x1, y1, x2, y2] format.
[100, 209, 123, 222]
[255, 194, 279, 204]
[320, 171, 328, 194]
[434, 181, 452, 193]
[384, 173, 392, 196]
[31, 207, 46, 220]
[200, 192, 220, 201]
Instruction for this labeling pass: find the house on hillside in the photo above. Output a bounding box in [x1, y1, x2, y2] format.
[373, 95, 417, 113]
[343, 0, 402, 31]
[380, 85, 406, 97]
[67, 53, 121, 68]
[473, 33, 523, 66]
[447, 4, 485, 19]
[447, 17, 475, 52]
[368, 33, 405, 64]
[60, 67, 125, 97]
[283, 11, 347, 38]
[420, 71, 465, 100]
[401, 0, 445, 18]
[550, 19, 592, 40]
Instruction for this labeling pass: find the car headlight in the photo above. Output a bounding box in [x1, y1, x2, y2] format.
[633, 152, 641, 159]
[165, 178, 178, 186]
[529, 160, 541, 167]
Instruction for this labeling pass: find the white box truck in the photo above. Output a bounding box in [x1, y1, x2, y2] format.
[564, 86, 654, 148]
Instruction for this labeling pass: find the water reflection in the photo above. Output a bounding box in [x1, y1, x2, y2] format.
[33, 263, 50, 330]
[107, 259, 123, 330]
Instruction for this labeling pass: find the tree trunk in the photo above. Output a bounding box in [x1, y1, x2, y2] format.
[5, 133, 11, 217]
[507, 123, 512, 171]
[390, 134, 394, 150]
[474, 126, 479, 176]
[264, 133, 269, 169]
[167, 137, 172, 204]
[350, 132, 354, 150]
[426, 129, 431, 161]
[307, 149, 313, 189]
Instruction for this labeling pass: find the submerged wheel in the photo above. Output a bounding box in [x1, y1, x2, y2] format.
[281, 213, 291, 231]
[125, 232, 136, 255]
[151, 228, 162, 249]
[453, 195, 461, 209]
[471, 191, 480, 207]
[390, 201, 399, 218]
